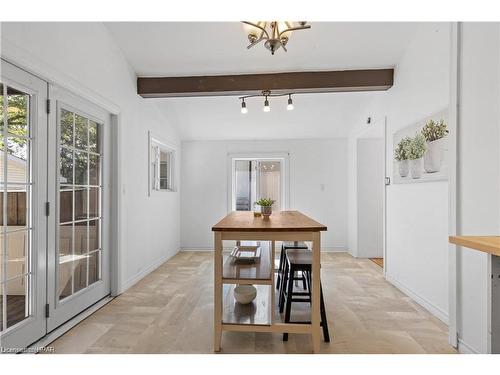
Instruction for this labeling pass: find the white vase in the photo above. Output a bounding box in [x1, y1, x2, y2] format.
[410, 158, 423, 179]
[399, 160, 409, 177]
[424, 139, 443, 173]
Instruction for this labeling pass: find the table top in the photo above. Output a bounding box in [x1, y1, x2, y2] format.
[212, 210, 327, 232]
[449, 236, 500, 256]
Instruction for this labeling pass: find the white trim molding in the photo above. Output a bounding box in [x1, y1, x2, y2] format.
[386, 273, 449, 325]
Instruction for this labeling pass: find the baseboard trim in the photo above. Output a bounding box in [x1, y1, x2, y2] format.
[119, 250, 178, 294]
[180, 246, 347, 252]
[458, 338, 480, 354]
[385, 273, 449, 325]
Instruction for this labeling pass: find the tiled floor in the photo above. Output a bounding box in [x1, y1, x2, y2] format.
[48, 251, 456, 354]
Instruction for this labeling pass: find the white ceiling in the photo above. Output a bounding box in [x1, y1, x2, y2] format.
[104, 22, 419, 140]
[105, 22, 417, 76]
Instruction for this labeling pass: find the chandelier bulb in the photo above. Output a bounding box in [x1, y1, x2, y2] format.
[241, 99, 248, 114]
[263, 96, 270, 112]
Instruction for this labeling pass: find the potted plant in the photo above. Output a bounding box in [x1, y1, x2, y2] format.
[394, 137, 412, 177]
[255, 198, 275, 219]
[407, 133, 427, 179]
[421, 119, 448, 173]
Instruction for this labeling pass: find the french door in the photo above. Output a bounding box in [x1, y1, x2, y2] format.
[0, 60, 48, 349]
[230, 157, 288, 212]
[46, 86, 110, 331]
[0, 60, 111, 349]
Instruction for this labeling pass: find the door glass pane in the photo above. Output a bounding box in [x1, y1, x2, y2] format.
[74, 221, 87, 255]
[6, 276, 29, 329]
[88, 187, 99, 219]
[60, 187, 73, 223]
[58, 107, 102, 301]
[74, 114, 87, 151]
[0, 83, 4, 131]
[74, 187, 87, 221]
[6, 87, 29, 138]
[1, 84, 32, 332]
[60, 109, 73, 147]
[89, 120, 99, 153]
[74, 151, 88, 185]
[89, 154, 99, 186]
[60, 148, 73, 184]
[88, 220, 99, 252]
[259, 161, 281, 212]
[88, 251, 100, 285]
[234, 160, 256, 211]
[73, 256, 87, 293]
[6, 137, 28, 184]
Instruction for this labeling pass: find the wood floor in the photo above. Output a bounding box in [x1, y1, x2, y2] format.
[47, 251, 456, 354]
[370, 258, 384, 268]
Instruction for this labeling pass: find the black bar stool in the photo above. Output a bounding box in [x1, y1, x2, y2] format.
[281, 250, 330, 342]
[276, 241, 308, 290]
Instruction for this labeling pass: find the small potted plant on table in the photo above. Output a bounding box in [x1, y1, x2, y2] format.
[421, 119, 448, 173]
[407, 133, 427, 179]
[255, 198, 275, 219]
[394, 136, 412, 177]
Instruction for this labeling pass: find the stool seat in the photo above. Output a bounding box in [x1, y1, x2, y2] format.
[286, 250, 312, 266]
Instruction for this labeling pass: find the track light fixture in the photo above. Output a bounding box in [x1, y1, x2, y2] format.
[263, 95, 270, 112]
[287, 94, 294, 111]
[239, 90, 295, 114]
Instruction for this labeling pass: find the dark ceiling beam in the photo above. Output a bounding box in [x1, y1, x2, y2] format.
[137, 68, 394, 98]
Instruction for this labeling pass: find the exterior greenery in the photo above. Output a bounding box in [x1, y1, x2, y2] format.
[421, 119, 448, 142]
[407, 133, 427, 160]
[255, 198, 275, 207]
[394, 136, 412, 161]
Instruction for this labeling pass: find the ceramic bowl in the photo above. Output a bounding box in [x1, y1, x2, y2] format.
[234, 284, 257, 304]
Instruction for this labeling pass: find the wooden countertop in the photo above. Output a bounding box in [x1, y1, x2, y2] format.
[212, 210, 327, 232]
[449, 236, 500, 256]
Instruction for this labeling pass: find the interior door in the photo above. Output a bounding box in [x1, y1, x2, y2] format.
[232, 158, 284, 212]
[0, 59, 48, 349]
[46, 86, 110, 331]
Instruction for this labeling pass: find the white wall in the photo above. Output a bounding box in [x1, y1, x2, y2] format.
[1, 22, 181, 293]
[181, 139, 348, 251]
[357, 138, 384, 258]
[348, 23, 451, 323]
[456, 23, 500, 354]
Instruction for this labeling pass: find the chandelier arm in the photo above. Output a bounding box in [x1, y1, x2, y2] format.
[246, 38, 264, 49]
[278, 25, 311, 38]
[242, 21, 270, 39]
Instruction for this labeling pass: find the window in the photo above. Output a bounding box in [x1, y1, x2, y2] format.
[149, 132, 175, 194]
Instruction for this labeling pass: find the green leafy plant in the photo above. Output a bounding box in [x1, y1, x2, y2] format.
[394, 137, 412, 161]
[255, 198, 275, 207]
[407, 134, 427, 160]
[421, 119, 448, 142]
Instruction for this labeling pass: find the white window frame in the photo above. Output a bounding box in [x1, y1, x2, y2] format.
[148, 131, 176, 195]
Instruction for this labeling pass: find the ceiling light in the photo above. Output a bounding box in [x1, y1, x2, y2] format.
[263, 96, 270, 112]
[287, 94, 294, 111]
[241, 99, 248, 114]
[242, 21, 311, 55]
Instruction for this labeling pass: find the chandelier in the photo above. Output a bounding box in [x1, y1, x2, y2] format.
[240, 90, 294, 114]
[242, 21, 311, 55]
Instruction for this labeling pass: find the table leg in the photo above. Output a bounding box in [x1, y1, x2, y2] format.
[311, 232, 321, 353]
[214, 231, 223, 352]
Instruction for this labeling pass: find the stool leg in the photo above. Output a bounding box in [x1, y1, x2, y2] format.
[283, 266, 295, 341]
[279, 260, 288, 313]
[277, 246, 285, 289]
[320, 284, 330, 342]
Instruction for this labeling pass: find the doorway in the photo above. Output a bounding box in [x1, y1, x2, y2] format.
[0, 59, 111, 349]
[229, 155, 289, 213]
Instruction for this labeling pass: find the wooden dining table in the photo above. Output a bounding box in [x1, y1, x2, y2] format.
[212, 210, 327, 353]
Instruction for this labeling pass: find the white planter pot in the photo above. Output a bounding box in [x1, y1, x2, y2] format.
[424, 139, 443, 173]
[410, 158, 423, 179]
[399, 160, 409, 177]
